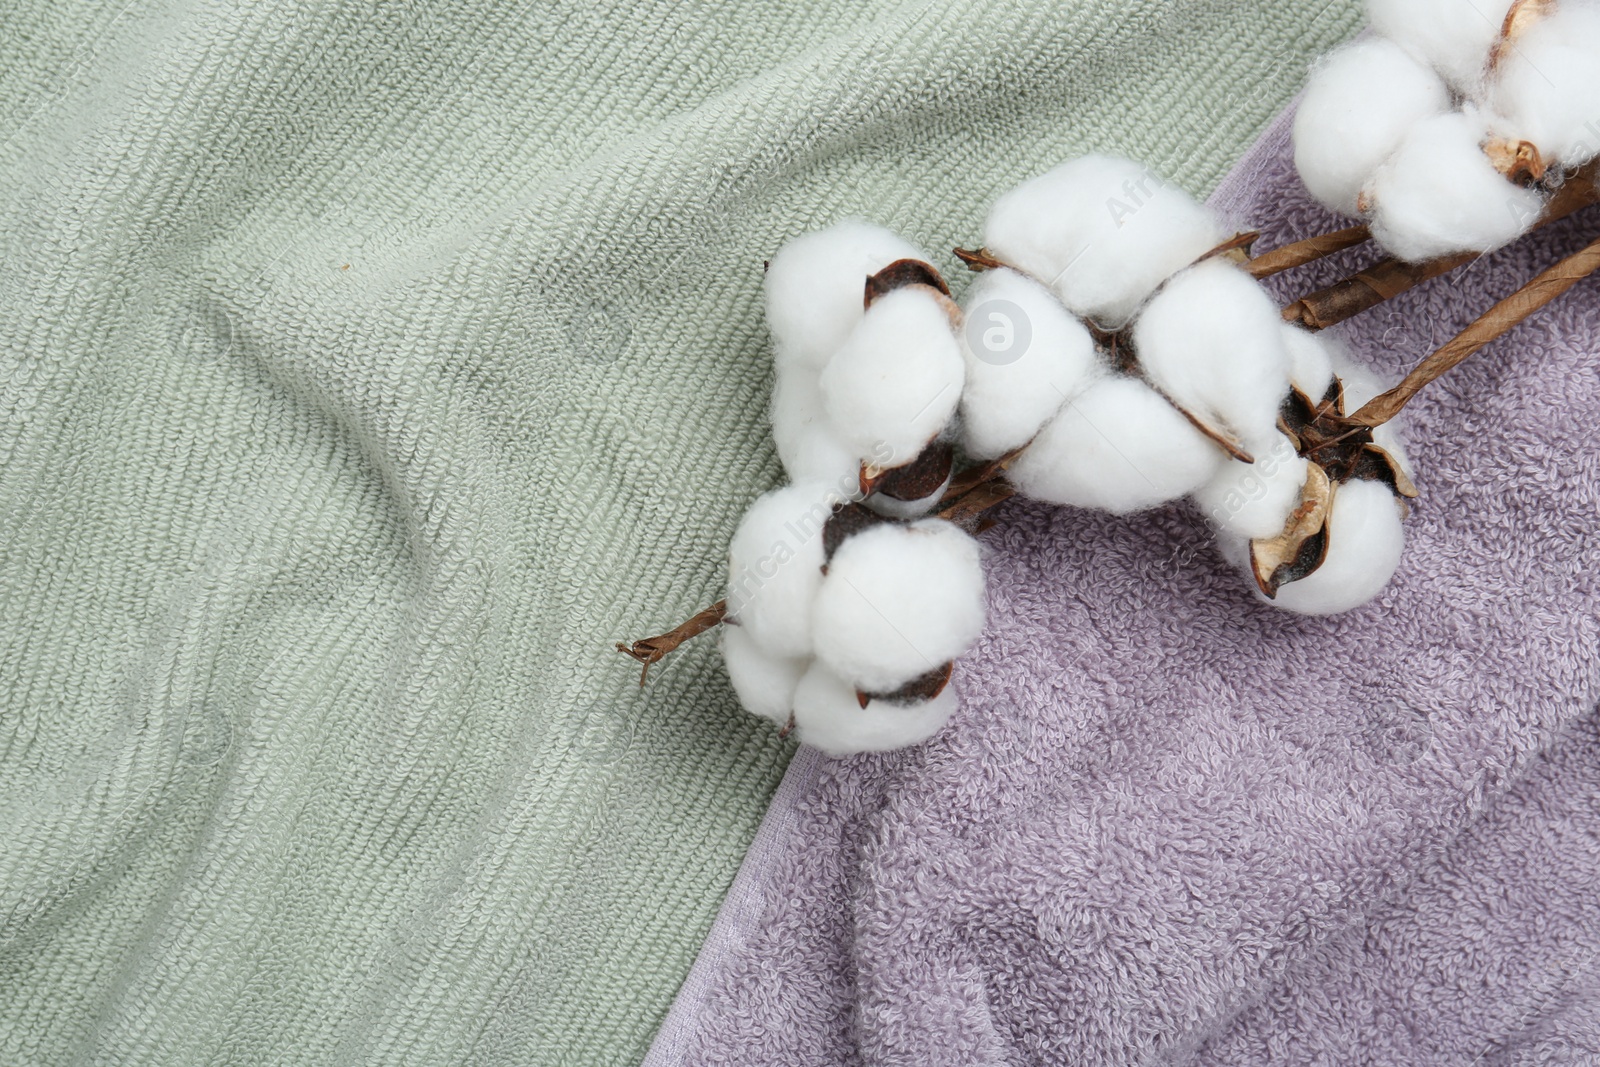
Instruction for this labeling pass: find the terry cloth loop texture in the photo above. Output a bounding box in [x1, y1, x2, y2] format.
[0, 1, 1360, 1062]
[653, 106, 1600, 1066]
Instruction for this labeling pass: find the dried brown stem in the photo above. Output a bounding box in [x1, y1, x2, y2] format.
[1346, 232, 1600, 427]
[938, 478, 1017, 527]
[1245, 224, 1371, 279]
[1285, 167, 1600, 331]
[952, 246, 1005, 272]
[625, 167, 1600, 687]
[1282, 251, 1478, 331]
[615, 600, 728, 685]
[1196, 230, 1261, 265]
[940, 445, 1025, 503]
[1161, 394, 1254, 463]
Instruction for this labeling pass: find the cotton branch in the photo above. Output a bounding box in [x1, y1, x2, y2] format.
[615, 600, 727, 684]
[1284, 164, 1599, 331]
[1245, 224, 1371, 279]
[1346, 231, 1600, 427]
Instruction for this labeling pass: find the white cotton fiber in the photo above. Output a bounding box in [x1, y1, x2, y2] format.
[820, 286, 965, 468]
[764, 220, 926, 373]
[1365, 110, 1547, 262]
[810, 519, 986, 693]
[1269, 477, 1406, 615]
[1133, 259, 1292, 453]
[1007, 374, 1225, 514]
[1192, 434, 1310, 540]
[720, 625, 808, 727]
[770, 368, 863, 489]
[983, 154, 1224, 328]
[1365, 0, 1514, 92]
[1293, 38, 1452, 215]
[725, 481, 837, 658]
[791, 663, 957, 757]
[1486, 4, 1600, 169]
[1281, 323, 1337, 399]
[958, 268, 1102, 459]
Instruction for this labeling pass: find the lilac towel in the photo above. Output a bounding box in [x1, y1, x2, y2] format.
[646, 109, 1600, 1066]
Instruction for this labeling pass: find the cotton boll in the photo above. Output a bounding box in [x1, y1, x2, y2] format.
[1365, 0, 1514, 92]
[1293, 39, 1452, 215]
[958, 268, 1101, 459]
[819, 287, 965, 468]
[810, 519, 986, 693]
[770, 368, 863, 488]
[1328, 346, 1414, 478]
[720, 625, 807, 727]
[764, 220, 926, 373]
[726, 481, 839, 658]
[1365, 110, 1547, 262]
[1133, 259, 1292, 452]
[1192, 434, 1311, 540]
[983, 154, 1224, 328]
[1281, 323, 1337, 399]
[791, 663, 957, 757]
[1486, 4, 1600, 169]
[1007, 374, 1225, 514]
[1268, 478, 1406, 615]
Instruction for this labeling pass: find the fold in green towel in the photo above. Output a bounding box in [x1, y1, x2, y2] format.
[0, 1, 1356, 1061]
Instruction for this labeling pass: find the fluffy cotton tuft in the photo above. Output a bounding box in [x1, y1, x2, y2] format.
[958, 268, 1101, 459]
[819, 287, 965, 468]
[983, 154, 1224, 328]
[725, 482, 837, 658]
[770, 368, 863, 488]
[1365, 0, 1514, 92]
[1192, 434, 1311, 540]
[720, 625, 807, 727]
[810, 519, 986, 693]
[1281, 323, 1337, 399]
[1486, 3, 1600, 170]
[1132, 259, 1292, 453]
[1293, 38, 1452, 215]
[1007, 374, 1225, 514]
[791, 663, 957, 757]
[1269, 478, 1406, 615]
[1365, 110, 1547, 262]
[764, 220, 926, 373]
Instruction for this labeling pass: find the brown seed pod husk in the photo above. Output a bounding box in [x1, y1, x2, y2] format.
[857, 661, 954, 708]
[1490, 0, 1557, 71]
[864, 258, 951, 307]
[822, 501, 897, 564]
[872, 441, 955, 503]
[1250, 462, 1335, 598]
[1483, 137, 1546, 185]
[1352, 443, 1418, 499]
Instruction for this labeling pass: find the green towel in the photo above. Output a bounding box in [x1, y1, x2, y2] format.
[0, 1, 1357, 1061]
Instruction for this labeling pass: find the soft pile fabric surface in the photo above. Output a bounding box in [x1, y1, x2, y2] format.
[648, 110, 1600, 1066]
[0, 1, 1363, 1063]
